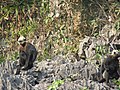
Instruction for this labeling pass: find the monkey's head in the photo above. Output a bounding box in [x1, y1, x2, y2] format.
[18, 36, 26, 46]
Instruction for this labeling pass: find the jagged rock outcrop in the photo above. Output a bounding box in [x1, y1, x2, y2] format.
[0, 53, 119, 90]
[78, 31, 120, 60]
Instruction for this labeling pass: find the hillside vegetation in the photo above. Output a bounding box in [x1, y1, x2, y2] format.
[0, 0, 120, 62]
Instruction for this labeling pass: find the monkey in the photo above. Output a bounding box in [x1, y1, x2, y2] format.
[15, 36, 38, 74]
[98, 50, 120, 84]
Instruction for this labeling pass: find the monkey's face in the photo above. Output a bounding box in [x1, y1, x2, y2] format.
[18, 40, 26, 45]
[18, 38, 26, 47]
[18, 36, 26, 45]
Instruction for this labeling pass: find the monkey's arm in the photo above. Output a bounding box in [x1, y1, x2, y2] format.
[23, 50, 32, 68]
[23, 49, 37, 69]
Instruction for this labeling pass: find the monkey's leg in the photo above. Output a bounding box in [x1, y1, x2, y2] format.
[21, 55, 31, 70]
[28, 61, 34, 69]
[15, 58, 25, 74]
[22, 59, 34, 70]
[22, 52, 35, 70]
[15, 65, 21, 75]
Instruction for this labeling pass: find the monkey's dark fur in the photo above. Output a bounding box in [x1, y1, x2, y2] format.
[91, 52, 120, 85]
[98, 53, 120, 84]
[16, 42, 37, 74]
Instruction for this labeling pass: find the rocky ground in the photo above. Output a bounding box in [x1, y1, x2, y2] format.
[0, 53, 119, 90]
[1, 30, 120, 90]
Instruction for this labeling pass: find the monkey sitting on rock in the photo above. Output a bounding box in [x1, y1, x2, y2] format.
[91, 50, 120, 85]
[15, 36, 38, 75]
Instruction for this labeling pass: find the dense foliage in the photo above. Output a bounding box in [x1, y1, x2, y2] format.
[0, 0, 120, 61]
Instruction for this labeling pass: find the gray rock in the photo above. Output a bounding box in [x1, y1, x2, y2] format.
[0, 53, 119, 90]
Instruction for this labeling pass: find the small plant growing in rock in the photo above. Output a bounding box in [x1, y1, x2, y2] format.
[0, 55, 5, 64]
[80, 87, 89, 90]
[112, 79, 120, 89]
[48, 80, 64, 90]
[95, 45, 108, 60]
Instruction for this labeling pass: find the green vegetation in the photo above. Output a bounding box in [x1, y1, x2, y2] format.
[113, 79, 120, 85]
[80, 87, 89, 90]
[48, 80, 64, 90]
[0, 0, 120, 62]
[0, 55, 5, 64]
[94, 45, 108, 60]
